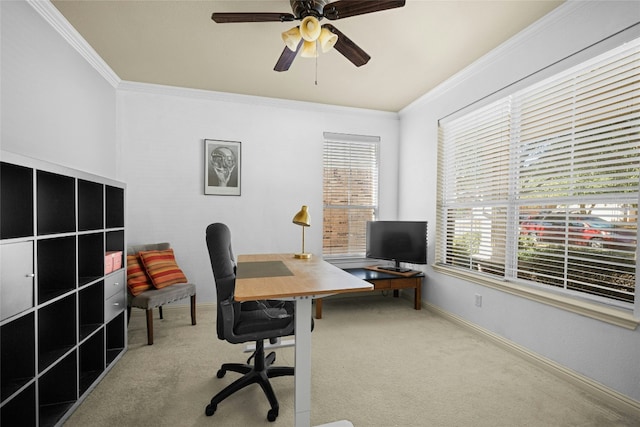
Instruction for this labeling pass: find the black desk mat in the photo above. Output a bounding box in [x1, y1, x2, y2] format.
[236, 261, 293, 279]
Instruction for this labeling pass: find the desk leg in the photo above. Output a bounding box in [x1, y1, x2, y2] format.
[315, 298, 323, 319]
[295, 296, 313, 427]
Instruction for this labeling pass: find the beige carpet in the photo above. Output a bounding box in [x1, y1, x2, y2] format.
[65, 295, 639, 426]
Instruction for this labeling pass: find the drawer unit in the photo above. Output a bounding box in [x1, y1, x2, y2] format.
[371, 279, 392, 289]
[105, 290, 125, 323]
[390, 277, 421, 289]
[105, 270, 125, 300]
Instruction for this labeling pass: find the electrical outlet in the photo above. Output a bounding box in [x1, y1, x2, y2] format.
[475, 294, 482, 307]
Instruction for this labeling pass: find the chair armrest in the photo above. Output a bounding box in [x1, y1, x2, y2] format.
[220, 298, 238, 340]
[221, 298, 296, 344]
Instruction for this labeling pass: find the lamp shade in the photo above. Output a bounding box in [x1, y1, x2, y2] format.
[292, 205, 310, 227]
[300, 40, 318, 58]
[318, 27, 338, 53]
[281, 27, 302, 52]
[299, 16, 321, 42]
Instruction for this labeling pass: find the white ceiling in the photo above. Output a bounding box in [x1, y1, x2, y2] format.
[51, 0, 564, 112]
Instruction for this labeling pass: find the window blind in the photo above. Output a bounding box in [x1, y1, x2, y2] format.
[323, 133, 380, 257]
[437, 38, 639, 303]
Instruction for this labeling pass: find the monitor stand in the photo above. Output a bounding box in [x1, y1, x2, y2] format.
[377, 260, 412, 274]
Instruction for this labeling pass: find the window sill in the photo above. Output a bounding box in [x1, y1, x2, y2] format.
[432, 265, 639, 330]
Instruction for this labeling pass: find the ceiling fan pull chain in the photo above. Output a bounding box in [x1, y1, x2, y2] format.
[315, 40, 318, 86]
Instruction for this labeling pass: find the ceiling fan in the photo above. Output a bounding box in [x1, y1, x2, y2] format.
[211, 0, 406, 72]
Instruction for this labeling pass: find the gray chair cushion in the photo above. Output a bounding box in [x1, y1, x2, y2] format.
[127, 242, 196, 308]
[129, 282, 196, 310]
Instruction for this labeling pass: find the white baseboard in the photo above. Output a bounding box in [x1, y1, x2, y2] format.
[423, 301, 640, 419]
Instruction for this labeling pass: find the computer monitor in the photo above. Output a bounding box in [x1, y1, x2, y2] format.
[366, 221, 427, 272]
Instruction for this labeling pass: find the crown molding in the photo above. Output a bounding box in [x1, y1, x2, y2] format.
[400, 1, 577, 116]
[28, 0, 120, 88]
[28, 1, 396, 118]
[117, 80, 399, 119]
[399, 0, 629, 117]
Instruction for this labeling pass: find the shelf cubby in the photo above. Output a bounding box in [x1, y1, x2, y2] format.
[106, 229, 125, 274]
[78, 232, 104, 286]
[37, 170, 75, 236]
[0, 162, 34, 240]
[105, 185, 124, 229]
[79, 281, 104, 340]
[0, 382, 36, 427]
[38, 294, 76, 372]
[1, 312, 35, 402]
[79, 329, 105, 395]
[78, 179, 104, 231]
[106, 229, 125, 252]
[106, 311, 125, 366]
[37, 236, 76, 304]
[39, 351, 78, 427]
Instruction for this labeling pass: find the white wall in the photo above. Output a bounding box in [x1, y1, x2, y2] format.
[1, 1, 117, 178]
[399, 1, 640, 403]
[117, 84, 400, 304]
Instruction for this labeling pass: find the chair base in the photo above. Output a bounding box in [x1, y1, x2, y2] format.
[205, 340, 294, 422]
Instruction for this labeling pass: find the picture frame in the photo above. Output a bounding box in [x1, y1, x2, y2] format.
[204, 139, 241, 196]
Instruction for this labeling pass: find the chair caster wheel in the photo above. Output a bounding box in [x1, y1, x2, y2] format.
[205, 404, 216, 416]
[267, 408, 278, 422]
[216, 369, 225, 378]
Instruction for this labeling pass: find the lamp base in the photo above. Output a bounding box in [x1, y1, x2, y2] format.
[294, 253, 312, 259]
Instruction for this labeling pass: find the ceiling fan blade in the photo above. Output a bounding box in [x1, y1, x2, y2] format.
[322, 0, 406, 20]
[324, 24, 370, 67]
[211, 12, 295, 23]
[274, 41, 302, 72]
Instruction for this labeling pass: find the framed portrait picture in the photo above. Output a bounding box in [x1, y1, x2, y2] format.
[204, 139, 241, 196]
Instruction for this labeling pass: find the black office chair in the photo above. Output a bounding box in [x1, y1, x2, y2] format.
[204, 223, 296, 422]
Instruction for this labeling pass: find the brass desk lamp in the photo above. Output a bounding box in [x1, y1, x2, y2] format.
[292, 205, 311, 259]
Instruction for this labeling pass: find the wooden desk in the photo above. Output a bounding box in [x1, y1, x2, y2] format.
[235, 254, 373, 427]
[315, 267, 423, 319]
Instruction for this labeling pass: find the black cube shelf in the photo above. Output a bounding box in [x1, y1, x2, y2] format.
[0, 152, 127, 426]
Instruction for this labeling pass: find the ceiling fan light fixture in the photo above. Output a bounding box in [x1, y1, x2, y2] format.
[213, 0, 407, 72]
[299, 16, 321, 42]
[281, 27, 302, 51]
[300, 40, 319, 58]
[318, 27, 338, 53]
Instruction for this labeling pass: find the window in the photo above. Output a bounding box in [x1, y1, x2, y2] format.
[437, 38, 639, 304]
[323, 132, 379, 258]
